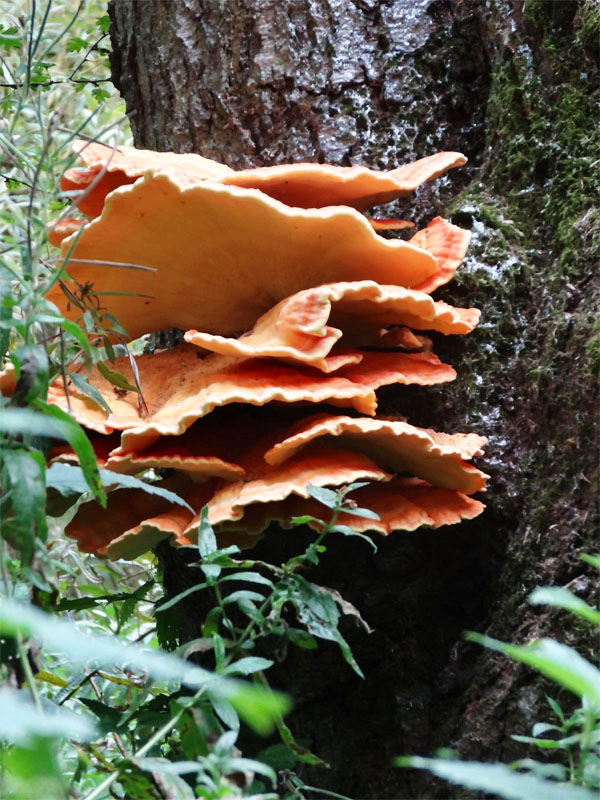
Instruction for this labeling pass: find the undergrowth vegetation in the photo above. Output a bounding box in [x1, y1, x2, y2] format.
[0, 3, 598, 799]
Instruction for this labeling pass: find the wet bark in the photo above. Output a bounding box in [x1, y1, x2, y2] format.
[109, 1, 599, 797]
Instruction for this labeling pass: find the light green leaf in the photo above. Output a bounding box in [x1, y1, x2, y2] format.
[0, 688, 96, 743]
[1, 450, 47, 562]
[96, 359, 138, 392]
[33, 401, 104, 504]
[0, 409, 64, 439]
[395, 757, 597, 800]
[223, 657, 273, 677]
[46, 462, 194, 512]
[306, 485, 339, 510]
[66, 370, 112, 414]
[197, 506, 217, 557]
[0, 599, 212, 685]
[580, 554, 600, 570]
[529, 587, 600, 627]
[466, 632, 600, 706]
[226, 682, 291, 737]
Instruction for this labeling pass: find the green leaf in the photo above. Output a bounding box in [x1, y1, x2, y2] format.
[96, 15, 111, 33]
[221, 571, 274, 588]
[0, 599, 213, 686]
[330, 524, 378, 551]
[512, 733, 580, 749]
[80, 698, 127, 734]
[288, 628, 318, 650]
[395, 757, 598, 800]
[33, 401, 104, 504]
[0, 688, 96, 743]
[337, 505, 380, 520]
[306, 485, 340, 510]
[46, 462, 194, 512]
[0, 408, 66, 439]
[0, 26, 21, 51]
[67, 370, 112, 414]
[206, 690, 239, 732]
[92, 87, 111, 104]
[580, 554, 600, 570]
[154, 582, 208, 614]
[213, 633, 225, 670]
[96, 360, 138, 392]
[465, 632, 600, 706]
[66, 36, 87, 52]
[224, 681, 290, 737]
[0, 450, 47, 562]
[202, 607, 222, 636]
[222, 589, 265, 606]
[223, 756, 276, 784]
[237, 596, 264, 623]
[223, 657, 273, 677]
[255, 742, 299, 770]
[60, 318, 92, 357]
[197, 506, 217, 557]
[129, 759, 197, 798]
[529, 586, 600, 627]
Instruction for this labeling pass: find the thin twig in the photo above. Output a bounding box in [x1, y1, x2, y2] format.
[69, 33, 109, 81]
[59, 327, 72, 413]
[48, 258, 157, 273]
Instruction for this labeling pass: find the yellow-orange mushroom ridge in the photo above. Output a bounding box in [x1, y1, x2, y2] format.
[39, 142, 488, 558]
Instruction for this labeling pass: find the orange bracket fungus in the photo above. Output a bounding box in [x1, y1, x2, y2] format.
[184, 279, 479, 371]
[44, 142, 488, 559]
[62, 139, 465, 216]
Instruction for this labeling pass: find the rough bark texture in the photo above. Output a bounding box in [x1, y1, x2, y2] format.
[109, 1, 599, 797]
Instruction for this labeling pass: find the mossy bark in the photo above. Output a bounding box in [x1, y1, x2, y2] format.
[109, 1, 598, 796]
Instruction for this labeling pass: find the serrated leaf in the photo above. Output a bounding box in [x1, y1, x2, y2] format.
[66, 36, 87, 53]
[96, 15, 110, 33]
[0, 26, 21, 51]
[92, 88, 110, 104]
[46, 462, 193, 512]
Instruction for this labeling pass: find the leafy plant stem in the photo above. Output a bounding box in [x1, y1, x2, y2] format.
[81, 686, 207, 800]
[16, 631, 42, 712]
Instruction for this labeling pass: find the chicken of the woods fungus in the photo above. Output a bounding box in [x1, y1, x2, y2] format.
[31, 141, 488, 559]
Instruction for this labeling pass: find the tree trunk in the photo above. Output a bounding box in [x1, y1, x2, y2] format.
[109, 1, 599, 796]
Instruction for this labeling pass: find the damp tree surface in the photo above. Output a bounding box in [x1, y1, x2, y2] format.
[108, 1, 599, 797]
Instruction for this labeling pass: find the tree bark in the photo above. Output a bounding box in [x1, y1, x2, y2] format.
[109, 1, 599, 797]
